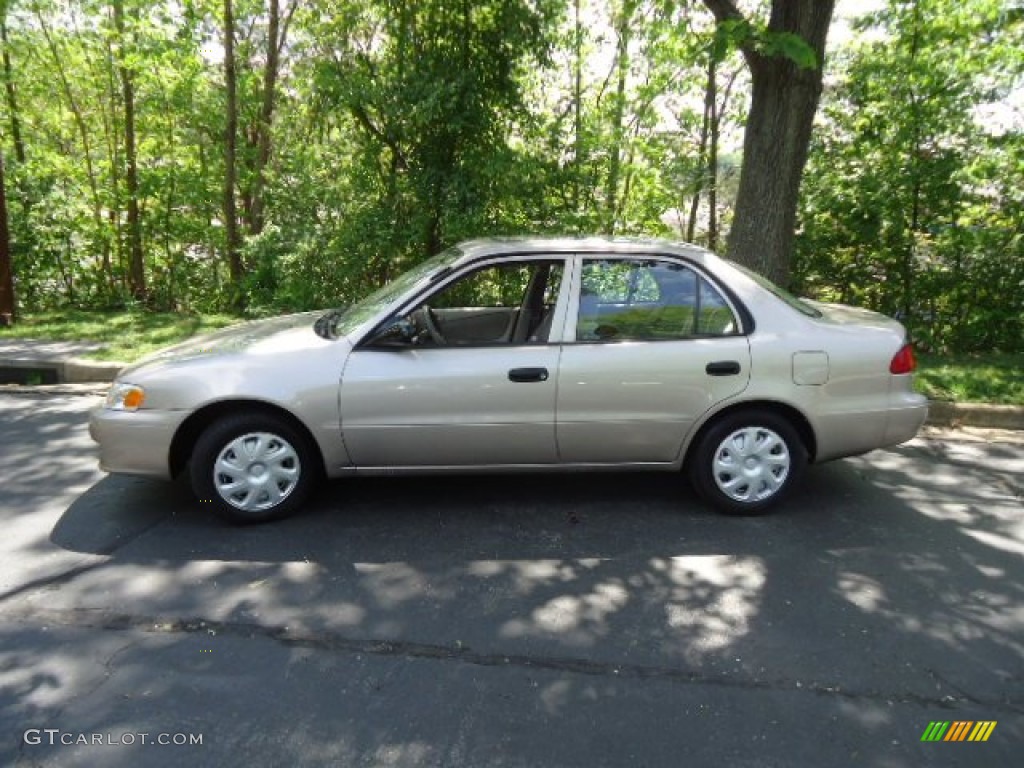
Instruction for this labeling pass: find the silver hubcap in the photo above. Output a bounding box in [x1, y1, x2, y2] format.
[712, 426, 791, 504]
[214, 432, 301, 512]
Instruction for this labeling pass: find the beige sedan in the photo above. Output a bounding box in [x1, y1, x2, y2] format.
[90, 238, 928, 523]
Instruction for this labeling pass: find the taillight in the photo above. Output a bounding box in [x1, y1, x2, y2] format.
[889, 343, 916, 374]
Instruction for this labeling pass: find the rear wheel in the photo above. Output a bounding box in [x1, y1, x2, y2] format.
[690, 409, 807, 516]
[190, 412, 319, 524]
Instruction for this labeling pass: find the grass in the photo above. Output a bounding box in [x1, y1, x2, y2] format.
[1, 310, 1021, 405]
[0, 309, 242, 362]
[915, 352, 1024, 406]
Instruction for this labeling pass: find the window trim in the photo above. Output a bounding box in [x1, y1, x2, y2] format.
[727, 260, 821, 319]
[354, 248, 754, 350]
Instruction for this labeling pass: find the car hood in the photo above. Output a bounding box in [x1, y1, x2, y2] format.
[119, 311, 325, 377]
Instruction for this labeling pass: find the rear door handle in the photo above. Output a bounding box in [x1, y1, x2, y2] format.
[706, 360, 741, 376]
[508, 367, 549, 383]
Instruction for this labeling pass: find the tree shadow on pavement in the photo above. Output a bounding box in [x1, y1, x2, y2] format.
[3, 431, 1022, 767]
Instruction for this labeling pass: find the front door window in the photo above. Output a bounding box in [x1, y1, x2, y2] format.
[406, 260, 564, 346]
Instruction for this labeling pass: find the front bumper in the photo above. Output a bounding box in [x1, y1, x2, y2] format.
[89, 405, 190, 479]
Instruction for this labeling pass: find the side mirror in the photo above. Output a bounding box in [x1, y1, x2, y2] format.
[369, 319, 416, 347]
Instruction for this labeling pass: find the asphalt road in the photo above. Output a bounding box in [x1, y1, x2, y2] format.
[1, 388, 1021, 767]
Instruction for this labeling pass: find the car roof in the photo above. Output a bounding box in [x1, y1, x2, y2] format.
[453, 236, 715, 267]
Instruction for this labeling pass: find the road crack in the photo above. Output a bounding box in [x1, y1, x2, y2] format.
[8, 606, 1024, 715]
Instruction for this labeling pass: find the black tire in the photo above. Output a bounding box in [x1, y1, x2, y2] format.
[689, 409, 807, 516]
[190, 412, 319, 524]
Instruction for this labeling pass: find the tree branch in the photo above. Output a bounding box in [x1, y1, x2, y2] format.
[700, 0, 757, 68]
[348, 102, 408, 171]
[701, 0, 744, 25]
[278, 0, 299, 58]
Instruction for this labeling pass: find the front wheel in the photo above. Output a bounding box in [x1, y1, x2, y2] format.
[190, 412, 319, 524]
[690, 410, 807, 516]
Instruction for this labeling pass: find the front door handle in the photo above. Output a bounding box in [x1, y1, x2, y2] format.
[706, 360, 741, 376]
[508, 367, 549, 383]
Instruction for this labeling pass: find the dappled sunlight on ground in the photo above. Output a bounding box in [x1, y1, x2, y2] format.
[833, 435, 1024, 700]
[661, 556, 765, 654]
[0, 392, 111, 598]
[10, 430, 1021, 698]
[2, 394, 1023, 766]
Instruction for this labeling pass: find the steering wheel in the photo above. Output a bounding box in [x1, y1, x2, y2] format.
[419, 305, 447, 345]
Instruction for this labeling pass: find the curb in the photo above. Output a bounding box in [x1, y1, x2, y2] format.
[0, 357, 124, 384]
[63, 357, 125, 383]
[924, 400, 1024, 431]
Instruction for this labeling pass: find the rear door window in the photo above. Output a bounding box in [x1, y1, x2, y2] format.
[577, 259, 737, 341]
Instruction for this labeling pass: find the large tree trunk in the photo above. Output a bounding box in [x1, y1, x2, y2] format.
[223, 0, 243, 308]
[702, 0, 835, 285]
[114, 0, 145, 302]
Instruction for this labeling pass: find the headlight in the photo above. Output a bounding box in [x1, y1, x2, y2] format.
[105, 382, 146, 411]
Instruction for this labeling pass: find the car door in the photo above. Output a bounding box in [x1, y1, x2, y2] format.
[555, 255, 751, 464]
[339, 257, 568, 467]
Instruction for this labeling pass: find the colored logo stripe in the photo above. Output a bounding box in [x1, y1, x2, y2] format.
[968, 722, 997, 742]
[944, 721, 973, 741]
[920, 721, 997, 742]
[921, 722, 949, 742]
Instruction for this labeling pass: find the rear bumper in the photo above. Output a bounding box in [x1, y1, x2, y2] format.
[882, 392, 930, 447]
[813, 391, 929, 462]
[89, 405, 190, 479]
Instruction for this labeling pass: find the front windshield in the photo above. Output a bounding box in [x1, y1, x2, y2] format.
[728, 260, 822, 318]
[321, 246, 464, 337]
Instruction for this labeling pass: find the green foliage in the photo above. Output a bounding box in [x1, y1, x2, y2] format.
[3, 0, 736, 315]
[795, 0, 1024, 353]
[718, 18, 818, 69]
[0, 308, 238, 361]
[305, 0, 562, 261]
[0, 0, 1020, 364]
[916, 352, 1024, 405]
[762, 32, 818, 69]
